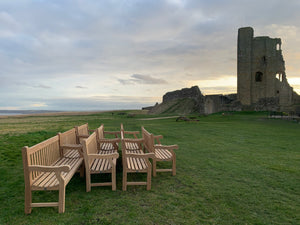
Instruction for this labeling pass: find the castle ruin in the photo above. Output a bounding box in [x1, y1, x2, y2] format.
[237, 27, 300, 112]
[148, 27, 300, 115]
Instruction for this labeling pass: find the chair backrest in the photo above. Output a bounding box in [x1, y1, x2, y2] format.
[22, 135, 60, 185]
[96, 124, 105, 140]
[59, 128, 77, 146]
[82, 132, 98, 167]
[120, 123, 125, 139]
[142, 127, 155, 153]
[75, 123, 89, 143]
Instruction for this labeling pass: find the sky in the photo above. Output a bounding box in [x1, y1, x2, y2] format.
[1, 0, 300, 111]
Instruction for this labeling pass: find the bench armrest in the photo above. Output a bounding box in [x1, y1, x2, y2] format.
[153, 135, 163, 144]
[77, 134, 90, 138]
[28, 165, 71, 173]
[125, 153, 155, 159]
[88, 152, 119, 159]
[154, 144, 179, 150]
[122, 138, 144, 143]
[124, 131, 139, 138]
[61, 144, 82, 150]
[98, 138, 120, 143]
[104, 131, 120, 137]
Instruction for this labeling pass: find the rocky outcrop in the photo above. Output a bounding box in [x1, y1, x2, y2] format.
[149, 86, 242, 115]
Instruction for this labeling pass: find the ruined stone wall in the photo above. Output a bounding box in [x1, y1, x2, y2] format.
[162, 86, 202, 103]
[237, 27, 297, 110]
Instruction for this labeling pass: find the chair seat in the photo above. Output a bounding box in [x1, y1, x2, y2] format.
[154, 147, 172, 160]
[90, 158, 114, 173]
[125, 150, 148, 171]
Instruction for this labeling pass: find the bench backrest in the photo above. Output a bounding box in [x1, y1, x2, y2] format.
[82, 132, 98, 167]
[96, 124, 105, 140]
[22, 135, 61, 185]
[142, 127, 155, 153]
[59, 128, 77, 146]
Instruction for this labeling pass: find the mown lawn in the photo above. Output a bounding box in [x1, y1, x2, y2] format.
[0, 111, 299, 224]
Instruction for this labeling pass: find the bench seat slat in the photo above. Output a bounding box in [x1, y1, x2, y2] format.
[155, 148, 172, 160]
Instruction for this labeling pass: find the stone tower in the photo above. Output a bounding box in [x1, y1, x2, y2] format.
[237, 27, 295, 110]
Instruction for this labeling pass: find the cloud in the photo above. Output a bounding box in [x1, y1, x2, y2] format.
[76, 86, 88, 89]
[0, 0, 300, 110]
[119, 74, 168, 85]
[34, 84, 51, 89]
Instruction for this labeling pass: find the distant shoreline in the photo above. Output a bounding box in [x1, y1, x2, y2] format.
[0, 109, 146, 118]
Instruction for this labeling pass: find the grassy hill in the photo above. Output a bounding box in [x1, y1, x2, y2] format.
[0, 111, 299, 224]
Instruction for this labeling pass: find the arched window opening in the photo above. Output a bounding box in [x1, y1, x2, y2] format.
[262, 56, 267, 65]
[276, 73, 282, 82]
[255, 72, 263, 82]
[276, 43, 280, 51]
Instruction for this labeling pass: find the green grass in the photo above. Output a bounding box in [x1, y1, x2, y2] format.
[0, 111, 299, 224]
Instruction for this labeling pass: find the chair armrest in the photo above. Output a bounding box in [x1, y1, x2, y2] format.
[104, 131, 121, 138]
[125, 153, 155, 159]
[124, 131, 140, 138]
[88, 153, 119, 159]
[61, 144, 82, 150]
[154, 144, 178, 150]
[77, 134, 89, 138]
[28, 165, 71, 173]
[99, 138, 120, 143]
[122, 138, 144, 143]
[153, 135, 163, 144]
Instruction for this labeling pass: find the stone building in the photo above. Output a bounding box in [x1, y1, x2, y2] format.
[148, 27, 300, 115]
[237, 27, 299, 111]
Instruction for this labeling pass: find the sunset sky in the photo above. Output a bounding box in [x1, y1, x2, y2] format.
[1, 0, 300, 111]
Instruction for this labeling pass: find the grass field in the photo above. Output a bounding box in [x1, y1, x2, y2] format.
[0, 111, 299, 224]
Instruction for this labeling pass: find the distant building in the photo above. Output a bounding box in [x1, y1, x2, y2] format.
[148, 27, 300, 115]
[237, 27, 300, 112]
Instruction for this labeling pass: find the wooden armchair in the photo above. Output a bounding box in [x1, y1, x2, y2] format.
[142, 127, 178, 176]
[121, 137, 154, 191]
[82, 132, 119, 192]
[120, 123, 141, 151]
[75, 123, 94, 144]
[95, 124, 120, 153]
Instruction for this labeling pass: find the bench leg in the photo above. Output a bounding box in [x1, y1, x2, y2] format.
[58, 184, 66, 213]
[112, 165, 116, 191]
[86, 172, 91, 192]
[122, 169, 127, 191]
[147, 166, 152, 190]
[152, 159, 157, 177]
[24, 186, 32, 214]
[172, 155, 176, 176]
[80, 164, 85, 177]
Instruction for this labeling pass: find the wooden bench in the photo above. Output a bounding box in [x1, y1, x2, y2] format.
[59, 128, 83, 158]
[82, 132, 119, 192]
[95, 124, 120, 153]
[22, 134, 83, 214]
[120, 123, 141, 151]
[121, 129, 154, 191]
[58, 128, 85, 176]
[142, 127, 178, 176]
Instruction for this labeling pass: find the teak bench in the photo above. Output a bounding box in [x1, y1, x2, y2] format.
[120, 123, 141, 151]
[75, 123, 94, 144]
[95, 124, 120, 153]
[121, 128, 154, 191]
[142, 127, 178, 176]
[22, 134, 83, 214]
[82, 132, 119, 192]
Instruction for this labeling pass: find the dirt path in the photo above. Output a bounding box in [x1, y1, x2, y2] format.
[138, 116, 178, 120]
